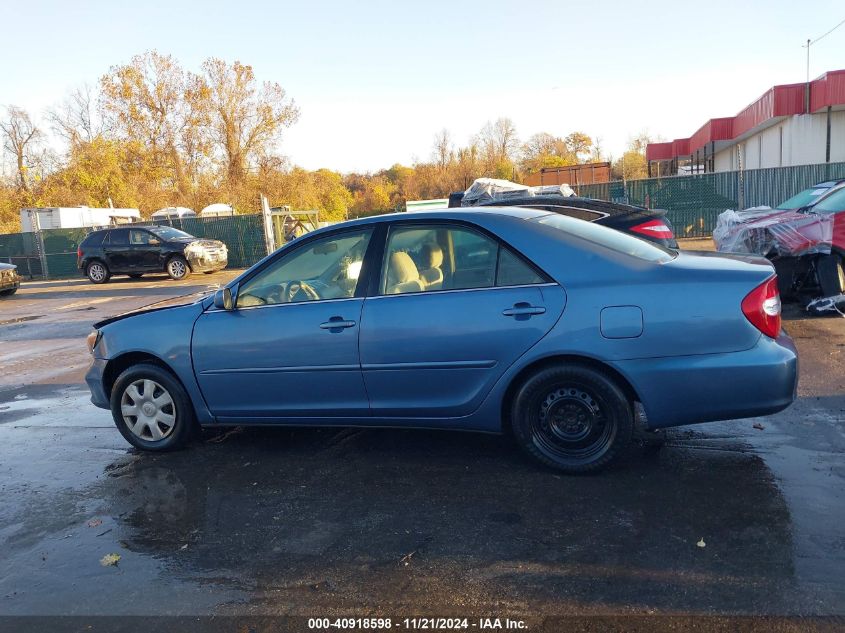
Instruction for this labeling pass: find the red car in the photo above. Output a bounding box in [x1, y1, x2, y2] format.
[714, 180, 845, 299]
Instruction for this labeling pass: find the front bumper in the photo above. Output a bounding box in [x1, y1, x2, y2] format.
[187, 252, 228, 273]
[612, 332, 798, 429]
[85, 358, 111, 409]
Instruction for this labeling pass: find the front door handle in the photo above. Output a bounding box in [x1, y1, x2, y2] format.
[502, 303, 546, 317]
[320, 317, 357, 330]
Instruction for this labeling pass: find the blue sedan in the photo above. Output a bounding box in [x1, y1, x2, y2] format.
[85, 207, 798, 472]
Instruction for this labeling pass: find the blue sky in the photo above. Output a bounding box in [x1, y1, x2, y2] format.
[1, 0, 844, 172]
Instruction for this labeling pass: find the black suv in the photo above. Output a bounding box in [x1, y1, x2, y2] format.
[77, 225, 228, 284]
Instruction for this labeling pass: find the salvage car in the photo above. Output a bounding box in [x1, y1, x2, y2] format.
[449, 181, 677, 248]
[77, 226, 228, 283]
[85, 207, 797, 473]
[0, 262, 20, 296]
[714, 180, 845, 299]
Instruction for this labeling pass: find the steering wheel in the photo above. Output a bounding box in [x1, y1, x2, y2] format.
[285, 280, 320, 303]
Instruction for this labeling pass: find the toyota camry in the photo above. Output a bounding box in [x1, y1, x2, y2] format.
[85, 207, 798, 473]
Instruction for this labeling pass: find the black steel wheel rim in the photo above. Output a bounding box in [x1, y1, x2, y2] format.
[530, 384, 615, 463]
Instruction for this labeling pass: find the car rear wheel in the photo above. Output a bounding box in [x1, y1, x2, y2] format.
[110, 363, 196, 451]
[817, 254, 845, 297]
[86, 261, 110, 284]
[510, 364, 633, 474]
[166, 256, 190, 281]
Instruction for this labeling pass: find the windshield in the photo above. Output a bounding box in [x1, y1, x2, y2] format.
[533, 214, 676, 263]
[777, 185, 834, 210]
[148, 226, 194, 240]
[812, 187, 845, 214]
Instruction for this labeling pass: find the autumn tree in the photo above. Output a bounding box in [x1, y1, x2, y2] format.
[200, 58, 299, 187]
[612, 132, 651, 181]
[0, 106, 42, 193]
[100, 51, 199, 196]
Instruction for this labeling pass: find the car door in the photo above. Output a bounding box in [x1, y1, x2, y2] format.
[192, 227, 375, 421]
[359, 222, 566, 418]
[103, 228, 130, 272]
[128, 229, 162, 271]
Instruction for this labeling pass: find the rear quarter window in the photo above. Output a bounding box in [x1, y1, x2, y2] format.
[81, 232, 107, 246]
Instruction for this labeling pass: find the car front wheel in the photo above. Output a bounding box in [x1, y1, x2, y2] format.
[110, 363, 196, 451]
[86, 261, 110, 284]
[166, 256, 190, 281]
[510, 364, 633, 474]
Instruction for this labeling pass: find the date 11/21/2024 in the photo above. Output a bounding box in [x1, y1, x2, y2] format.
[307, 617, 528, 630]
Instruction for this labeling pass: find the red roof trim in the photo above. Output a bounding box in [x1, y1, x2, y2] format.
[647, 70, 845, 161]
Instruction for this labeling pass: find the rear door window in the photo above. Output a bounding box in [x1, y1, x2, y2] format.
[380, 223, 547, 295]
[107, 229, 129, 245]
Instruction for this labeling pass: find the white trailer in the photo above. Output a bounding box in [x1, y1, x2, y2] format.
[20, 207, 140, 232]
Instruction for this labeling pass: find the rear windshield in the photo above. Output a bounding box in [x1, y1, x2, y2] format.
[777, 185, 833, 210]
[148, 226, 194, 240]
[532, 214, 676, 263]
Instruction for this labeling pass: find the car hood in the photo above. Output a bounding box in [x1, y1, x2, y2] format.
[94, 291, 211, 328]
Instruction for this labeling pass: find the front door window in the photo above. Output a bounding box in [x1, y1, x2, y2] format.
[237, 229, 373, 307]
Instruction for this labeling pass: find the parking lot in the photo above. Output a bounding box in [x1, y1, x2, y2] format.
[1, 265, 844, 624]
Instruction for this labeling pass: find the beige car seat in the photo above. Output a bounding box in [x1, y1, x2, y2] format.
[418, 243, 444, 290]
[385, 251, 424, 294]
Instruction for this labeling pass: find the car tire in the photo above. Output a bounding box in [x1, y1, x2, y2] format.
[817, 254, 845, 297]
[0, 288, 16, 296]
[110, 363, 196, 452]
[86, 260, 110, 284]
[128, 273, 143, 279]
[510, 364, 633, 474]
[166, 256, 191, 281]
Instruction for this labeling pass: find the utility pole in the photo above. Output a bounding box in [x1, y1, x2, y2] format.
[805, 38, 811, 113]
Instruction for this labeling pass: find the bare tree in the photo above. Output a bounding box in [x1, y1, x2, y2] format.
[0, 106, 41, 192]
[432, 129, 453, 171]
[477, 117, 519, 163]
[47, 84, 101, 147]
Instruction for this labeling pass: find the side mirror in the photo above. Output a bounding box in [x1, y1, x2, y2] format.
[213, 287, 234, 310]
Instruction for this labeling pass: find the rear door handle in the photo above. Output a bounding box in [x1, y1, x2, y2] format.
[502, 303, 546, 317]
[320, 317, 357, 330]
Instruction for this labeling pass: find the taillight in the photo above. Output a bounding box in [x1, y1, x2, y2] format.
[741, 276, 781, 338]
[630, 219, 674, 239]
[77, 247, 82, 259]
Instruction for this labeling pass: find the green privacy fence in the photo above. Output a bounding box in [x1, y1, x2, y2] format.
[0, 214, 270, 280]
[576, 161, 845, 238]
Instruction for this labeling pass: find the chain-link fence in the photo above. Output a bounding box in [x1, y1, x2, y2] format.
[577, 161, 845, 238]
[0, 214, 270, 280]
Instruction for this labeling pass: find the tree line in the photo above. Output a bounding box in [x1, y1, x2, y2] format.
[0, 51, 650, 234]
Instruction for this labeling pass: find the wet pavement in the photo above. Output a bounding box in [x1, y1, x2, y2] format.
[1, 271, 844, 623]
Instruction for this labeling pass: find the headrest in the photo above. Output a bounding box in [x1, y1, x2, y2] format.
[419, 243, 444, 269]
[388, 251, 419, 284]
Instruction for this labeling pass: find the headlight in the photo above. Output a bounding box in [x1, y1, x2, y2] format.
[86, 330, 102, 354]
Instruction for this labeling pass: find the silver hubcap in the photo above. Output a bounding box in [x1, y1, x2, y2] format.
[120, 379, 176, 441]
[169, 260, 186, 278]
[89, 264, 105, 281]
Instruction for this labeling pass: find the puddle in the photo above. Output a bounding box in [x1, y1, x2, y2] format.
[0, 315, 42, 326]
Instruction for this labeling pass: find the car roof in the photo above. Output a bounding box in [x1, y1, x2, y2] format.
[291, 206, 548, 242]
